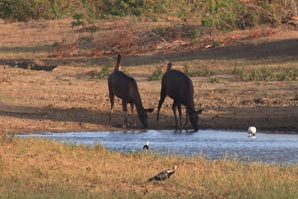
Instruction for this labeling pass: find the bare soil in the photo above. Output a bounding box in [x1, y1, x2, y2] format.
[0, 19, 298, 134]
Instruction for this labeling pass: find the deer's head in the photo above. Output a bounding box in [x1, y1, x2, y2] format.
[189, 109, 203, 131]
[138, 108, 154, 128]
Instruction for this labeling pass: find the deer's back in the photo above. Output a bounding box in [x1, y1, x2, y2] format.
[162, 70, 194, 102]
[108, 70, 139, 101]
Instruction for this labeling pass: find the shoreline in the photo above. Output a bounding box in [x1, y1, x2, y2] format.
[4, 105, 298, 135]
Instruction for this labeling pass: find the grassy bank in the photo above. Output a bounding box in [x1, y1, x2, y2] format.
[1, 0, 292, 32]
[1, 138, 298, 198]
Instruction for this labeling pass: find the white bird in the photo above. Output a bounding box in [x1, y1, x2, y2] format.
[248, 126, 256, 138]
[148, 165, 178, 181]
[143, 141, 150, 151]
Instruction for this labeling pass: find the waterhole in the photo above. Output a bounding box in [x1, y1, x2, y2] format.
[18, 129, 298, 164]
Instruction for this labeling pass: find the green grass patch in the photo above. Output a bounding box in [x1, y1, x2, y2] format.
[201, 0, 276, 31]
[0, 0, 289, 33]
[183, 64, 215, 77]
[96, 60, 116, 80]
[148, 66, 163, 81]
[233, 67, 298, 81]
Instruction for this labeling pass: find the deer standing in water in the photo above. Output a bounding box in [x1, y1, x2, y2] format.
[157, 63, 203, 131]
[108, 54, 154, 128]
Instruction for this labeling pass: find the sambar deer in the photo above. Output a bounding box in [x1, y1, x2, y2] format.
[157, 63, 203, 131]
[108, 54, 153, 128]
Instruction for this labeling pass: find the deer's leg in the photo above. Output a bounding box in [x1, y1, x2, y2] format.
[157, 89, 166, 123]
[130, 103, 136, 127]
[122, 100, 128, 128]
[184, 110, 189, 127]
[177, 103, 182, 129]
[109, 93, 115, 125]
[172, 102, 178, 127]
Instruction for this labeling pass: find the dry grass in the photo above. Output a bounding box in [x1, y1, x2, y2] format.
[1, 138, 298, 198]
[1, 16, 298, 199]
[1, 55, 298, 134]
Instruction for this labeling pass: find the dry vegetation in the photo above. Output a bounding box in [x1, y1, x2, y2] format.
[1, 22, 298, 134]
[0, 8, 298, 198]
[1, 138, 298, 198]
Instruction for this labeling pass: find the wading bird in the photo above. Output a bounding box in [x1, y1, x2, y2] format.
[143, 141, 150, 151]
[248, 126, 256, 138]
[148, 165, 178, 182]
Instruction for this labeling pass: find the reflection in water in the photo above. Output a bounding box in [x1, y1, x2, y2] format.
[18, 130, 298, 164]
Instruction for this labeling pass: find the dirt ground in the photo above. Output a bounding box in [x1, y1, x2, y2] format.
[0, 19, 298, 134]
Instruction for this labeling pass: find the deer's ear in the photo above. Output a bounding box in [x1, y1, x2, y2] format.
[146, 108, 154, 113]
[196, 109, 203, 115]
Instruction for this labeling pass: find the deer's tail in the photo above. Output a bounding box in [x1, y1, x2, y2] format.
[114, 54, 121, 71]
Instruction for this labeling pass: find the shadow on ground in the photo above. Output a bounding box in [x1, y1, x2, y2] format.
[0, 104, 168, 131]
[1, 104, 298, 132]
[0, 38, 298, 67]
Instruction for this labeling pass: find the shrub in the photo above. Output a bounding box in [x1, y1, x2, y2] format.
[234, 67, 298, 81]
[148, 66, 163, 81]
[0, 0, 72, 21]
[100, 0, 153, 17]
[0, 0, 289, 32]
[201, 0, 276, 31]
[184, 65, 214, 77]
[210, 77, 219, 83]
[97, 65, 112, 79]
[71, 13, 85, 28]
[276, 68, 298, 81]
[183, 64, 191, 76]
[233, 67, 246, 80]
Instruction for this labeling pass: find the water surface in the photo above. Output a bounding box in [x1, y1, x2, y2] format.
[18, 129, 298, 163]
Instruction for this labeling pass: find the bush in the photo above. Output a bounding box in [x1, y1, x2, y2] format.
[0, 0, 164, 21]
[97, 65, 112, 79]
[148, 66, 163, 81]
[0, 0, 46, 21]
[184, 65, 214, 77]
[0, 0, 74, 21]
[100, 0, 156, 17]
[0, 0, 289, 32]
[201, 0, 276, 31]
[233, 67, 298, 81]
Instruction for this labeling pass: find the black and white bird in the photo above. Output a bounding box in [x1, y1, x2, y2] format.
[143, 141, 150, 151]
[248, 126, 256, 138]
[148, 165, 178, 182]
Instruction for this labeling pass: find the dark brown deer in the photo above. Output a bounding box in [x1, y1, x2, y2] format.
[108, 54, 153, 128]
[157, 64, 203, 131]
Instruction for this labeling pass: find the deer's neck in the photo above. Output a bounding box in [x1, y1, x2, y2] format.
[134, 95, 145, 113]
[185, 97, 195, 113]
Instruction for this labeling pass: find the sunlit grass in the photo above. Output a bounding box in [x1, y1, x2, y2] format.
[233, 67, 298, 81]
[1, 138, 298, 198]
